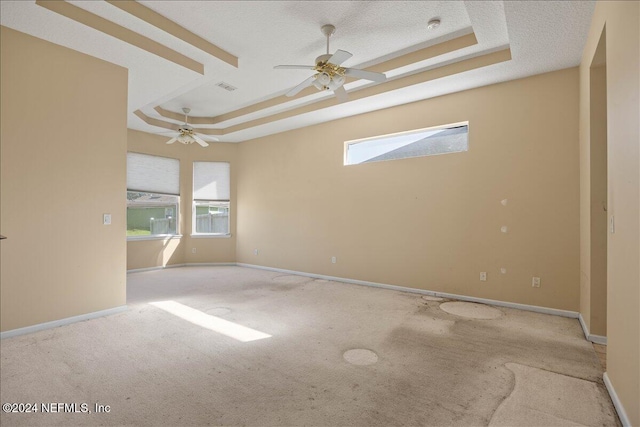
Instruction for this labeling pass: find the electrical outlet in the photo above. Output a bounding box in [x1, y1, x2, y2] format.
[192, 248, 197, 254]
[532, 277, 541, 288]
[480, 272, 487, 281]
[331, 256, 337, 264]
[103, 214, 111, 225]
[254, 249, 259, 255]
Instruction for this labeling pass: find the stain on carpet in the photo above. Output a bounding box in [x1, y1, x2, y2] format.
[271, 275, 314, 285]
[489, 363, 620, 426]
[421, 295, 446, 302]
[440, 301, 503, 319]
[343, 349, 379, 366]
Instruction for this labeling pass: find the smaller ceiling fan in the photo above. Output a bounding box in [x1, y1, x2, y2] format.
[165, 108, 218, 147]
[274, 24, 386, 102]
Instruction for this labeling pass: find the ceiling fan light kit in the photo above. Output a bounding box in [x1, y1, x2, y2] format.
[274, 24, 387, 102]
[165, 107, 218, 147]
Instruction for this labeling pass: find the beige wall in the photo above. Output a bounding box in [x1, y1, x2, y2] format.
[126, 129, 237, 270]
[237, 68, 580, 312]
[0, 26, 128, 332]
[579, 1, 640, 425]
[4, 9, 636, 422]
[588, 61, 608, 337]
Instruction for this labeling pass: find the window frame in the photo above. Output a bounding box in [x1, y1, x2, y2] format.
[126, 151, 181, 241]
[191, 161, 231, 237]
[191, 200, 231, 238]
[343, 121, 469, 166]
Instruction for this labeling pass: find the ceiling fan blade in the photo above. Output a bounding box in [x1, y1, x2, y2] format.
[192, 134, 209, 147]
[166, 137, 178, 145]
[195, 132, 220, 142]
[328, 49, 352, 66]
[334, 86, 348, 103]
[286, 75, 316, 97]
[344, 68, 387, 82]
[274, 65, 316, 70]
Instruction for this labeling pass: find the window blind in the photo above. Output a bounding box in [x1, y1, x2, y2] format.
[193, 162, 230, 201]
[127, 152, 180, 195]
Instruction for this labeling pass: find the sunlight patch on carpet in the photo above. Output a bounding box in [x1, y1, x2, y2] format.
[150, 301, 271, 342]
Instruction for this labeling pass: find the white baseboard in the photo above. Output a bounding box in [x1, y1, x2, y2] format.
[127, 264, 186, 274]
[578, 313, 608, 345]
[127, 262, 236, 274]
[578, 313, 589, 338]
[589, 335, 608, 345]
[604, 372, 631, 426]
[236, 263, 580, 319]
[0, 305, 128, 340]
[185, 262, 237, 267]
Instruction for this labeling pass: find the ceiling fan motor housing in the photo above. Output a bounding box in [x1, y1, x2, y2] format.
[179, 124, 194, 134]
[315, 54, 332, 65]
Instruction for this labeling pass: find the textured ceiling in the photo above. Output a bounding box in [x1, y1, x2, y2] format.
[0, 1, 595, 143]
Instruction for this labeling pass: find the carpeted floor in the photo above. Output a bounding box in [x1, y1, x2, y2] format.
[0, 266, 620, 426]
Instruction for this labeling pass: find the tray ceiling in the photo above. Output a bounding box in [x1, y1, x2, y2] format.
[0, 1, 595, 143]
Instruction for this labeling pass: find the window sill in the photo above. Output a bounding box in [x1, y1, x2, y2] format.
[190, 234, 232, 239]
[127, 234, 183, 242]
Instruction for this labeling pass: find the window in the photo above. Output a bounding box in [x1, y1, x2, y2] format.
[344, 122, 469, 165]
[193, 162, 230, 236]
[126, 153, 180, 238]
[127, 192, 179, 237]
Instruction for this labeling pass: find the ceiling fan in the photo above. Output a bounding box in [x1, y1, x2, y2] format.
[274, 24, 387, 102]
[165, 108, 218, 147]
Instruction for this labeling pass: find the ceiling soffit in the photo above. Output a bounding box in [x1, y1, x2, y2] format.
[149, 32, 481, 126]
[105, 0, 237, 68]
[135, 45, 512, 137]
[35, 0, 206, 74]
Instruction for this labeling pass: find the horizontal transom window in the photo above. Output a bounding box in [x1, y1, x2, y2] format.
[344, 122, 469, 165]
